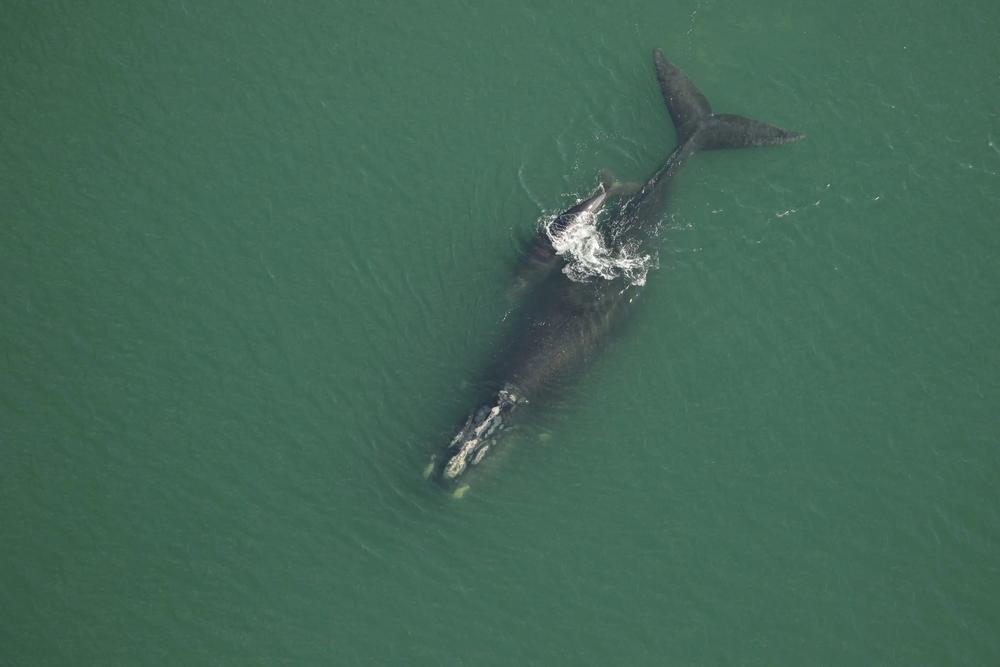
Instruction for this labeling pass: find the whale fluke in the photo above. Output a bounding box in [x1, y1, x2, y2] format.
[654, 48, 712, 144]
[696, 114, 805, 149]
[653, 49, 805, 151]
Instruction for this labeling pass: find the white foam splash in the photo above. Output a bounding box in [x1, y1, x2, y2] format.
[544, 211, 653, 286]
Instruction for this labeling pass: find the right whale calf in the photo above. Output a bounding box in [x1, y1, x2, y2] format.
[433, 48, 804, 485]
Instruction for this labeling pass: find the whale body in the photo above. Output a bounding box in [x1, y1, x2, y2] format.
[434, 49, 804, 484]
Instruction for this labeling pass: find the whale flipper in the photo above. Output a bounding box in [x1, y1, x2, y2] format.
[599, 169, 643, 197]
[653, 49, 805, 151]
[508, 176, 618, 304]
[599, 169, 617, 192]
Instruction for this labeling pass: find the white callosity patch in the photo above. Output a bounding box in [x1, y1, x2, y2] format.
[443, 404, 504, 479]
[442, 386, 521, 480]
[544, 210, 653, 287]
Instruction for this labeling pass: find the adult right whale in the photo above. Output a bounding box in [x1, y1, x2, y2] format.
[433, 48, 804, 485]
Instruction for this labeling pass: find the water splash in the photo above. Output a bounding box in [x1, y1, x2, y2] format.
[544, 210, 654, 286]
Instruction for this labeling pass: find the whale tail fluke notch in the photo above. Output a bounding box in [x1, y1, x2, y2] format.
[653, 48, 805, 151]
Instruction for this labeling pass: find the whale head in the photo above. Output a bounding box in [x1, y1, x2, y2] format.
[439, 386, 522, 482]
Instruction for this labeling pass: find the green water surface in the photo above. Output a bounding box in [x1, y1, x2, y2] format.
[3, 1, 999, 664]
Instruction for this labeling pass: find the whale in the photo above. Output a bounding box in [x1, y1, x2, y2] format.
[433, 48, 804, 484]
